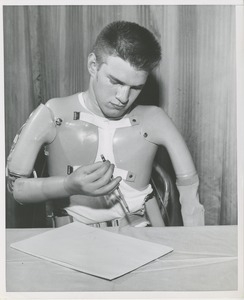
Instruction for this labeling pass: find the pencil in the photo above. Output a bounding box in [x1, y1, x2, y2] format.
[100, 154, 130, 213]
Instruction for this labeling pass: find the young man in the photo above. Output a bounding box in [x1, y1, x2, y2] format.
[7, 21, 204, 227]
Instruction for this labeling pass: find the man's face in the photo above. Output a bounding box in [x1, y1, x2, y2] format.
[90, 55, 148, 119]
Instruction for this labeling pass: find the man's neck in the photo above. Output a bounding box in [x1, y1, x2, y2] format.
[82, 90, 104, 117]
[82, 89, 130, 121]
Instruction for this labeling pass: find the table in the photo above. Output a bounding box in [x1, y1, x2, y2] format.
[6, 225, 237, 292]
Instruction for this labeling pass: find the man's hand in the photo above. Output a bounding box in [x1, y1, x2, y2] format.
[63, 161, 122, 197]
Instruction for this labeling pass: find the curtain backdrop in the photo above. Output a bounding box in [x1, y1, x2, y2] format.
[4, 5, 237, 227]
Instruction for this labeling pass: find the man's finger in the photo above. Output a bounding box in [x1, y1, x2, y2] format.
[91, 164, 115, 187]
[81, 161, 104, 174]
[95, 177, 122, 195]
[86, 161, 112, 182]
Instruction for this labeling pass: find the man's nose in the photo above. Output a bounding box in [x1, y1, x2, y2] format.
[116, 86, 130, 104]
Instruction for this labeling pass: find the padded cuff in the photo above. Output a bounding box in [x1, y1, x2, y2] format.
[176, 173, 199, 186]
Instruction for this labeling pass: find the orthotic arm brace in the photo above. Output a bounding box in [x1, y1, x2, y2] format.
[6, 104, 70, 204]
[176, 174, 205, 226]
[12, 176, 70, 204]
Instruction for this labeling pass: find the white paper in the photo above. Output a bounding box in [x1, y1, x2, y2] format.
[11, 222, 173, 280]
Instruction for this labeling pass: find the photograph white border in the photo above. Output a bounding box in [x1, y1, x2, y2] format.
[0, 1, 243, 299]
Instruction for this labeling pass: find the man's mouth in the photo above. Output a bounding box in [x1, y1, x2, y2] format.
[110, 102, 126, 109]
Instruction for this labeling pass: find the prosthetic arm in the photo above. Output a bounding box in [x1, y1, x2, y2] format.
[6, 104, 70, 204]
[141, 106, 205, 226]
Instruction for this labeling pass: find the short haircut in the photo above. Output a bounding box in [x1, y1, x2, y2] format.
[92, 21, 161, 72]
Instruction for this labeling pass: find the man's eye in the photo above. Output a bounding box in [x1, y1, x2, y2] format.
[132, 86, 143, 91]
[109, 79, 118, 85]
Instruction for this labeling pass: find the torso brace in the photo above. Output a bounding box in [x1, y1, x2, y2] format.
[45, 93, 158, 183]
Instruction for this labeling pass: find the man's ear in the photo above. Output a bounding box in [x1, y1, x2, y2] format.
[87, 53, 98, 77]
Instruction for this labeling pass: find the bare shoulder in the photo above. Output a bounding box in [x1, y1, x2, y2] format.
[131, 105, 167, 119]
[45, 93, 81, 118]
[46, 93, 79, 108]
[131, 105, 170, 125]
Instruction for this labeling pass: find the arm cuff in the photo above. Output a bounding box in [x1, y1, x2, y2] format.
[176, 173, 199, 186]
